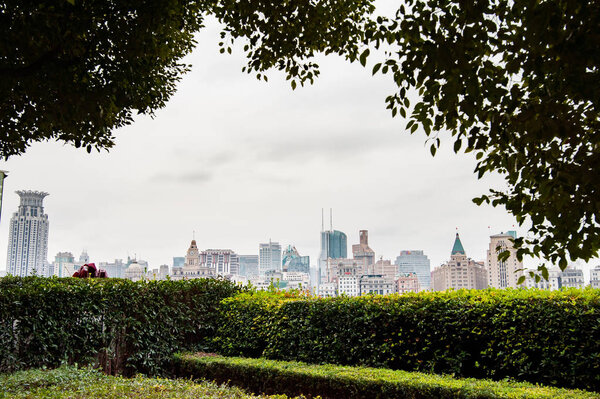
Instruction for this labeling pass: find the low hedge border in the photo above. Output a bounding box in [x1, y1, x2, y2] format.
[215, 289, 600, 390]
[173, 353, 600, 399]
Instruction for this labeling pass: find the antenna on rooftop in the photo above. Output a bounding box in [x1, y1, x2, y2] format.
[330, 208, 333, 231]
[321, 208, 324, 232]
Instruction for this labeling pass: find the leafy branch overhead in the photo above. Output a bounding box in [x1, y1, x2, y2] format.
[364, 0, 600, 272]
[0, 0, 373, 158]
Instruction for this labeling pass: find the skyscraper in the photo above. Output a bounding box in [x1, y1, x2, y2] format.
[6, 191, 50, 276]
[395, 250, 431, 291]
[352, 230, 375, 268]
[487, 231, 524, 288]
[318, 210, 348, 284]
[259, 240, 282, 274]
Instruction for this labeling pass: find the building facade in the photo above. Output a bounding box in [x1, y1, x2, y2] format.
[318, 229, 347, 283]
[395, 250, 431, 291]
[201, 249, 239, 275]
[282, 245, 310, 274]
[431, 233, 488, 291]
[171, 240, 215, 280]
[52, 252, 75, 277]
[239, 255, 259, 277]
[352, 230, 375, 268]
[359, 274, 395, 295]
[591, 266, 600, 288]
[397, 272, 420, 294]
[487, 231, 524, 289]
[259, 241, 282, 274]
[6, 191, 50, 276]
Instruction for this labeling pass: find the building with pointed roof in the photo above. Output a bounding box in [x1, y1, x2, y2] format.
[431, 233, 488, 291]
[171, 239, 215, 280]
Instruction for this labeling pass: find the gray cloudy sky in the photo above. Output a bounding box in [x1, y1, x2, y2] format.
[0, 15, 550, 274]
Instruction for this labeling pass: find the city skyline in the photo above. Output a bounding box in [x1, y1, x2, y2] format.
[0, 18, 595, 278]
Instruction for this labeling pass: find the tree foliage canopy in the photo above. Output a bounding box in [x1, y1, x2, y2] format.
[0, 0, 372, 157]
[363, 0, 600, 275]
[1, 0, 598, 272]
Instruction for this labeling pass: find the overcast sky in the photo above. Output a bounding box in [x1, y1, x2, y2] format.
[0, 15, 585, 276]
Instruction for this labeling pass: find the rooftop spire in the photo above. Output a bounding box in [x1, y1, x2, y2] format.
[451, 233, 465, 255]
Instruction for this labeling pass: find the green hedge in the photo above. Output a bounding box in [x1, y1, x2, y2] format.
[174, 353, 600, 399]
[0, 276, 243, 375]
[215, 289, 600, 391]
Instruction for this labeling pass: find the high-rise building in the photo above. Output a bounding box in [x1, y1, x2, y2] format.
[52, 252, 75, 277]
[317, 209, 348, 285]
[431, 233, 488, 291]
[282, 245, 310, 274]
[395, 250, 431, 291]
[352, 230, 375, 268]
[487, 231, 524, 289]
[6, 191, 50, 276]
[259, 240, 282, 274]
[200, 249, 239, 275]
[239, 255, 259, 277]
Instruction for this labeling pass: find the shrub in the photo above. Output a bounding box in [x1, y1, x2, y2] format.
[0, 276, 243, 375]
[215, 289, 600, 390]
[174, 353, 600, 399]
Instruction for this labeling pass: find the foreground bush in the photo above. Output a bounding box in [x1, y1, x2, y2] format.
[174, 353, 599, 399]
[0, 365, 293, 399]
[216, 289, 600, 390]
[0, 276, 243, 375]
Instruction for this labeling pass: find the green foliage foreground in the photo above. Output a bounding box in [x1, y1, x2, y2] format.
[0, 276, 243, 375]
[0, 365, 292, 399]
[215, 289, 600, 391]
[174, 353, 600, 399]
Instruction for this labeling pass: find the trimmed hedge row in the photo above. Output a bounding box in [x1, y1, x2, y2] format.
[215, 289, 600, 391]
[174, 353, 600, 399]
[0, 276, 243, 375]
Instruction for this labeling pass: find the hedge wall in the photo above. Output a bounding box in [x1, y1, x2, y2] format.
[215, 289, 600, 391]
[0, 276, 243, 375]
[174, 353, 600, 399]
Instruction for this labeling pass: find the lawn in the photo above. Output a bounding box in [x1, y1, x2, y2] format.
[0, 366, 295, 399]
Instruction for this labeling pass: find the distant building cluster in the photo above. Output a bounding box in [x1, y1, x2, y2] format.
[2, 191, 595, 293]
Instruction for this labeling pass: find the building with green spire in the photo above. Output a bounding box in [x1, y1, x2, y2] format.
[431, 233, 488, 291]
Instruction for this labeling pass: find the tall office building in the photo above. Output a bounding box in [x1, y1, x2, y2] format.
[352, 230, 375, 268]
[431, 233, 487, 291]
[318, 210, 348, 284]
[259, 240, 282, 274]
[487, 231, 524, 288]
[6, 191, 50, 276]
[395, 250, 431, 291]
